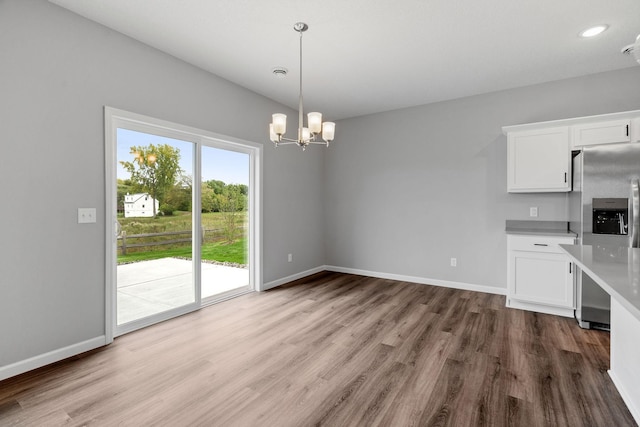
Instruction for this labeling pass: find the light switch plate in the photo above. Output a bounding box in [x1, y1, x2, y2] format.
[529, 207, 538, 217]
[78, 208, 97, 224]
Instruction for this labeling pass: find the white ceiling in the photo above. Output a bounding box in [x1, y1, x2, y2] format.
[49, 0, 640, 120]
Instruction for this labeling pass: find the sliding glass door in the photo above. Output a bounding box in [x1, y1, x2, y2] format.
[200, 145, 251, 302]
[105, 108, 261, 339]
[115, 129, 197, 331]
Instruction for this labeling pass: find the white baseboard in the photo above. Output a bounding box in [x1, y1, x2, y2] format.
[0, 336, 107, 382]
[263, 265, 506, 296]
[325, 265, 506, 295]
[506, 298, 574, 318]
[609, 369, 640, 426]
[262, 265, 326, 291]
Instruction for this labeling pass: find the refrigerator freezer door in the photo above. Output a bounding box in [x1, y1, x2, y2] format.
[568, 151, 582, 236]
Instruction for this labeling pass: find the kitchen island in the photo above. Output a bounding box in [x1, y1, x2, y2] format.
[559, 244, 640, 425]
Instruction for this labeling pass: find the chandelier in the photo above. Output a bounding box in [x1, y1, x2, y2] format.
[269, 22, 335, 150]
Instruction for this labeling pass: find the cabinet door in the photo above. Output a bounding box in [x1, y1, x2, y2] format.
[572, 119, 631, 148]
[507, 127, 570, 192]
[632, 118, 640, 143]
[509, 251, 574, 308]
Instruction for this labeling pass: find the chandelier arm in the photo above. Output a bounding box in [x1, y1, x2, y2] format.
[279, 136, 301, 143]
[280, 136, 297, 142]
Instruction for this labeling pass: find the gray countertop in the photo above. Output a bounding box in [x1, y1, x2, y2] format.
[559, 244, 640, 321]
[505, 220, 576, 236]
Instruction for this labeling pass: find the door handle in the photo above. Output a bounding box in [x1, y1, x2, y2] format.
[632, 179, 640, 248]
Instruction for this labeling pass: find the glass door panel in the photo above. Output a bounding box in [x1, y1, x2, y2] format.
[200, 145, 251, 300]
[116, 128, 196, 329]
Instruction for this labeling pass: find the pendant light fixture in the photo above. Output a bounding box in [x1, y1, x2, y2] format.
[269, 22, 335, 150]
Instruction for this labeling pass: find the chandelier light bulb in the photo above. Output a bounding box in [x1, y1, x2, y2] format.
[308, 112, 322, 134]
[298, 127, 311, 141]
[272, 113, 286, 135]
[322, 122, 335, 142]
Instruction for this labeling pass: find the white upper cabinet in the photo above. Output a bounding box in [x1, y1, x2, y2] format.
[507, 127, 570, 193]
[571, 119, 631, 148]
[503, 109, 640, 193]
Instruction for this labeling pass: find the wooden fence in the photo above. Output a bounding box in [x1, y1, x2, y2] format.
[117, 227, 233, 255]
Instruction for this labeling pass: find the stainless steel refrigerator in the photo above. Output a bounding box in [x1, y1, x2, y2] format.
[569, 142, 640, 330]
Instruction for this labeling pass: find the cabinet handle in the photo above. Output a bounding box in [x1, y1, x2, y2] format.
[569, 263, 572, 274]
[534, 243, 548, 246]
[627, 124, 630, 137]
[564, 172, 567, 183]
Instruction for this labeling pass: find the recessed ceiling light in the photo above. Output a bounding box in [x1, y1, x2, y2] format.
[579, 25, 609, 38]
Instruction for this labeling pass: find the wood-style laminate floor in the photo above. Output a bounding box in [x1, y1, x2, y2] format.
[0, 272, 636, 426]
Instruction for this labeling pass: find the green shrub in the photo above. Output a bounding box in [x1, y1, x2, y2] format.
[160, 204, 175, 216]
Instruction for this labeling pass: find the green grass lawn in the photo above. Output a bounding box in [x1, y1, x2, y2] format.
[117, 211, 247, 265]
[118, 238, 246, 265]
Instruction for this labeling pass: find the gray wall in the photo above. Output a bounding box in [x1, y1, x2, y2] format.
[325, 67, 640, 289]
[0, 0, 325, 367]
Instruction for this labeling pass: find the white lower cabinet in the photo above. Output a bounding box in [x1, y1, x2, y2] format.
[507, 234, 576, 317]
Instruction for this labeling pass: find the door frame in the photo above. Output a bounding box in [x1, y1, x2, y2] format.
[104, 107, 263, 343]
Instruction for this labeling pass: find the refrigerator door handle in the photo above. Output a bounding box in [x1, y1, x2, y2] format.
[632, 179, 640, 248]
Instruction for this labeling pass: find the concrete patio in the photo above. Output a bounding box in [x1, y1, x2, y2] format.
[117, 258, 250, 325]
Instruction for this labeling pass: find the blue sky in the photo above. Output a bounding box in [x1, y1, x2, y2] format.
[117, 128, 249, 185]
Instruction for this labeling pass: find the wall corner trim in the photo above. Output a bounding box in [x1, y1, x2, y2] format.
[0, 336, 107, 382]
[262, 266, 327, 291]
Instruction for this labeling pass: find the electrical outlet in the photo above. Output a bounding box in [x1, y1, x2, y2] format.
[288, 253, 293, 262]
[529, 207, 538, 217]
[450, 258, 457, 267]
[78, 208, 96, 224]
